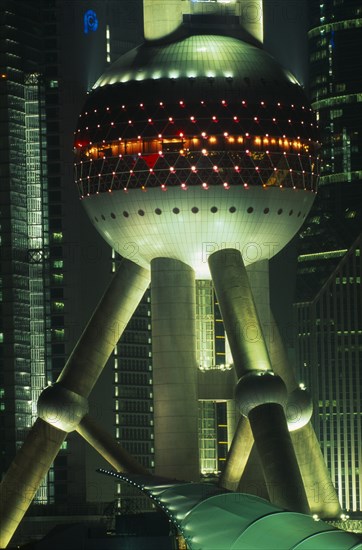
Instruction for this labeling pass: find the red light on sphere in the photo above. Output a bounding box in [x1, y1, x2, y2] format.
[75, 140, 90, 148]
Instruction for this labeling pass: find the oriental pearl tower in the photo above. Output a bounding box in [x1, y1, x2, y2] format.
[0, 2, 344, 548]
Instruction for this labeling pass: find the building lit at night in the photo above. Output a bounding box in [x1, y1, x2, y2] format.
[295, 0, 362, 519]
[1, 1, 361, 548]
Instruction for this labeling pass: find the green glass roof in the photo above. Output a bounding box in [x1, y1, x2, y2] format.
[98, 470, 362, 550]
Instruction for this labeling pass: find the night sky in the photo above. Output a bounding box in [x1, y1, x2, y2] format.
[264, 0, 308, 87]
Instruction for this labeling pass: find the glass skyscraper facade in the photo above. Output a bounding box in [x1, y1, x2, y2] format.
[0, 0, 69, 505]
[296, 235, 361, 513]
[295, 0, 362, 515]
[297, 0, 362, 299]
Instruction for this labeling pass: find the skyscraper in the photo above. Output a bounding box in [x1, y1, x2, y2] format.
[0, 0, 66, 505]
[297, 0, 362, 299]
[0, 0, 145, 541]
[294, 0, 362, 518]
[296, 235, 361, 514]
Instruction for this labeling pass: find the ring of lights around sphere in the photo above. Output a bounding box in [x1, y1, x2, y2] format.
[286, 387, 313, 432]
[37, 384, 89, 432]
[74, 35, 320, 276]
[235, 371, 288, 418]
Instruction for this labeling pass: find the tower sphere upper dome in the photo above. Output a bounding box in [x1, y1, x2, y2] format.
[94, 34, 301, 98]
[74, 35, 319, 277]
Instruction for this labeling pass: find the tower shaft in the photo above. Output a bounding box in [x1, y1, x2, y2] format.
[151, 258, 200, 481]
[143, 0, 263, 44]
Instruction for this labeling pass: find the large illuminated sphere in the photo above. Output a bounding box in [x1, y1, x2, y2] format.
[74, 35, 319, 277]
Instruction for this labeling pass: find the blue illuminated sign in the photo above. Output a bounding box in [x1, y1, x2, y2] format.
[330, 30, 335, 48]
[84, 10, 98, 34]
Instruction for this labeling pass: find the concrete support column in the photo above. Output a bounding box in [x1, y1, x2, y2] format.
[267, 314, 341, 517]
[208, 249, 271, 376]
[226, 399, 239, 448]
[151, 258, 199, 481]
[76, 414, 148, 475]
[249, 403, 309, 513]
[0, 419, 66, 549]
[0, 260, 150, 549]
[57, 259, 150, 397]
[209, 249, 309, 513]
[220, 415, 253, 491]
[246, 260, 271, 350]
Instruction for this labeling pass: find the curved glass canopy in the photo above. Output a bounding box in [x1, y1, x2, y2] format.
[98, 470, 362, 550]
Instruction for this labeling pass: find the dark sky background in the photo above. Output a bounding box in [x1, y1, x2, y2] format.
[264, 0, 309, 88]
